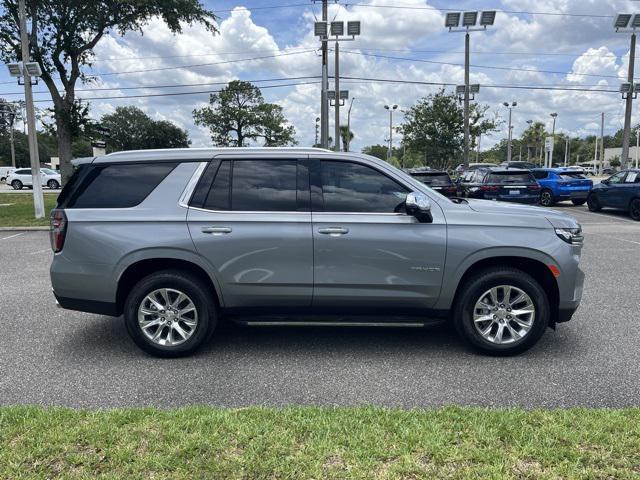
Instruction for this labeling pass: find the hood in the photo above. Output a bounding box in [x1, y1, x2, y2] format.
[466, 199, 580, 229]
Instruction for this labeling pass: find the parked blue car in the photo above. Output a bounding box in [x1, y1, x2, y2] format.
[587, 169, 640, 221]
[531, 168, 593, 207]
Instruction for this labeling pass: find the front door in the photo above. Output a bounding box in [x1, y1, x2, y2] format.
[187, 156, 313, 308]
[310, 158, 447, 311]
[600, 171, 627, 208]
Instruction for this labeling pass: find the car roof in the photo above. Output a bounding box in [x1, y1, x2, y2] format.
[483, 167, 531, 173]
[93, 147, 334, 164]
[533, 167, 583, 172]
[408, 169, 448, 174]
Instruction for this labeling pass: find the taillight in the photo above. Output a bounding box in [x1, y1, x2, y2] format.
[480, 185, 499, 192]
[50, 209, 67, 253]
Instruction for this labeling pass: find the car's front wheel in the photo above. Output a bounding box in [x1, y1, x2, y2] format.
[453, 267, 550, 356]
[587, 193, 601, 212]
[124, 270, 217, 357]
[539, 189, 554, 207]
[11, 180, 23, 190]
[47, 179, 60, 189]
[629, 198, 640, 221]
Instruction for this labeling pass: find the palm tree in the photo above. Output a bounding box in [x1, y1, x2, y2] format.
[340, 125, 354, 152]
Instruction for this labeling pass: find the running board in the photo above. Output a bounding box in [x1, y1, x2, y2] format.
[241, 321, 426, 328]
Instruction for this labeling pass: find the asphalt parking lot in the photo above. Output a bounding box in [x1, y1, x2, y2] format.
[1, 205, 639, 409]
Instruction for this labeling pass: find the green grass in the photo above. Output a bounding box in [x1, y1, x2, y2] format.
[0, 192, 58, 227]
[1, 407, 639, 479]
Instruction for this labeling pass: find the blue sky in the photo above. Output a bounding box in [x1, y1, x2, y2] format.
[1, 0, 639, 152]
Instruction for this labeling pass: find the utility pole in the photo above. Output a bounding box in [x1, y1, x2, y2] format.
[621, 32, 636, 169]
[549, 112, 557, 168]
[314, 116, 320, 146]
[463, 32, 470, 168]
[593, 136, 598, 169]
[9, 119, 16, 167]
[18, 0, 44, 218]
[384, 104, 397, 161]
[564, 137, 569, 167]
[320, 0, 329, 149]
[636, 129, 639, 169]
[346, 97, 354, 152]
[504, 102, 516, 162]
[476, 133, 481, 162]
[334, 41, 340, 152]
[600, 112, 605, 175]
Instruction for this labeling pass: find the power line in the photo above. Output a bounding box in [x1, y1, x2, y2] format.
[338, 49, 632, 81]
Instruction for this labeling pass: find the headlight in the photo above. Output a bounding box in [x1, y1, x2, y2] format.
[555, 227, 583, 245]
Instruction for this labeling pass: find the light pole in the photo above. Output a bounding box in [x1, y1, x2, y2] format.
[384, 104, 398, 161]
[313, 15, 361, 151]
[503, 102, 517, 163]
[346, 97, 355, 152]
[614, 13, 639, 168]
[6, 0, 45, 218]
[549, 112, 558, 168]
[564, 137, 569, 167]
[445, 10, 496, 169]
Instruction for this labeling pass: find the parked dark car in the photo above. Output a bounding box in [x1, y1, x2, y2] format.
[408, 169, 458, 197]
[532, 168, 593, 207]
[601, 167, 615, 176]
[459, 167, 541, 204]
[500, 161, 539, 170]
[587, 169, 640, 220]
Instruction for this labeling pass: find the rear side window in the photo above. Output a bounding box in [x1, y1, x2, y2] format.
[532, 171, 548, 180]
[487, 172, 536, 184]
[559, 172, 586, 179]
[63, 163, 177, 208]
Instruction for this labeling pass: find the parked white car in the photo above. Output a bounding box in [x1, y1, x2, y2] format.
[0, 166, 15, 183]
[6, 168, 61, 190]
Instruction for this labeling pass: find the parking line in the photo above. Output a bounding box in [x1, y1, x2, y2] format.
[562, 209, 637, 225]
[0, 232, 24, 241]
[29, 249, 51, 255]
[589, 232, 640, 246]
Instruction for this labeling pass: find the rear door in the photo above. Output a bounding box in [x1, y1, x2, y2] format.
[310, 157, 446, 311]
[187, 155, 313, 308]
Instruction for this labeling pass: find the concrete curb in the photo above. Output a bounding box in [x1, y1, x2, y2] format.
[0, 226, 49, 231]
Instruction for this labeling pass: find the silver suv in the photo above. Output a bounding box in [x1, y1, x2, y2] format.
[50, 148, 584, 357]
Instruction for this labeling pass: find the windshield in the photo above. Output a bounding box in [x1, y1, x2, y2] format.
[412, 173, 452, 186]
[487, 172, 536, 184]
[559, 172, 586, 179]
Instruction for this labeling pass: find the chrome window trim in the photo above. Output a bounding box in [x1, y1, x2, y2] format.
[178, 162, 208, 208]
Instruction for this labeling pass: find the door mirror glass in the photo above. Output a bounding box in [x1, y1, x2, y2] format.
[601, 179, 610, 185]
[405, 192, 433, 223]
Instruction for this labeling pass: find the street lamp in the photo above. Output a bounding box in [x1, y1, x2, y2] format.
[313, 15, 361, 151]
[384, 104, 398, 162]
[445, 10, 496, 169]
[548, 112, 558, 168]
[503, 102, 517, 163]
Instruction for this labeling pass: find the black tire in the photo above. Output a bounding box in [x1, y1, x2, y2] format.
[587, 193, 601, 212]
[124, 270, 217, 358]
[453, 267, 550, 356]
[11, 180, 23, 190]
[539, 189, 554, 207]
[571, 199, 586, 206]
[630, 198, 640, 221]
[47, 179, 59, 189]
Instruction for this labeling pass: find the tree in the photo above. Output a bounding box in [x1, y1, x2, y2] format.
[193, 80, 296, 147]
[99, 106, 190, 152]
[400, 90, 497, 170]
[340, 125, 354, 152]
[0, 1, 217, 183]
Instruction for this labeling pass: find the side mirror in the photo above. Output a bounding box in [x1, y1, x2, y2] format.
[602, 179, 610, 186]
[405, 192, 433, 223]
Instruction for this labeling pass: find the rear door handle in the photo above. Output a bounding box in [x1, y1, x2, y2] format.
[318, 227, 349, 236]
[202, 226, 232, 235]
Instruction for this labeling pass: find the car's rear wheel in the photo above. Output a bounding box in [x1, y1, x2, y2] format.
[124, 270, 217, 357]
[571, 199, 586, 206]
[587, 193, 601, 212]
[629, 198, 640, 221]
[453, 267, 549, 356]
[11, 180, 22, 190]
[47, 179, 59, 189]
[539, 189, 554, 207]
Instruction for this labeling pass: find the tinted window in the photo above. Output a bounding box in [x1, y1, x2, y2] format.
[487, 172, 536, 184]
[203, 161, 231, 210]
[16, 169, 30, 175]
[232, 160, 297, 211]
[412, 173, 452, 186]
[66, 162, 177, 208]
[559, 172, 586, 179]
[532, 171, 548, 180]
[609, 172, 626, 184]
[320, 161, 408, 213]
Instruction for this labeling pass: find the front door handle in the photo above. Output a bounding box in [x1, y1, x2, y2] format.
[318, 227, 349, 236]
[202, 226, 232, 235]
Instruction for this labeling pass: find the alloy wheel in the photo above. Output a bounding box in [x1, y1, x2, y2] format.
[630, 199, 640, 221]
[540, 190, 553, 207]
[473, 285, 535, 344]
[137, 288, 199, 347]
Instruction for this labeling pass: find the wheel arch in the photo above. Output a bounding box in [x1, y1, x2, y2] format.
[115, 255, 223, 316]
[450, 255, 560, 327]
